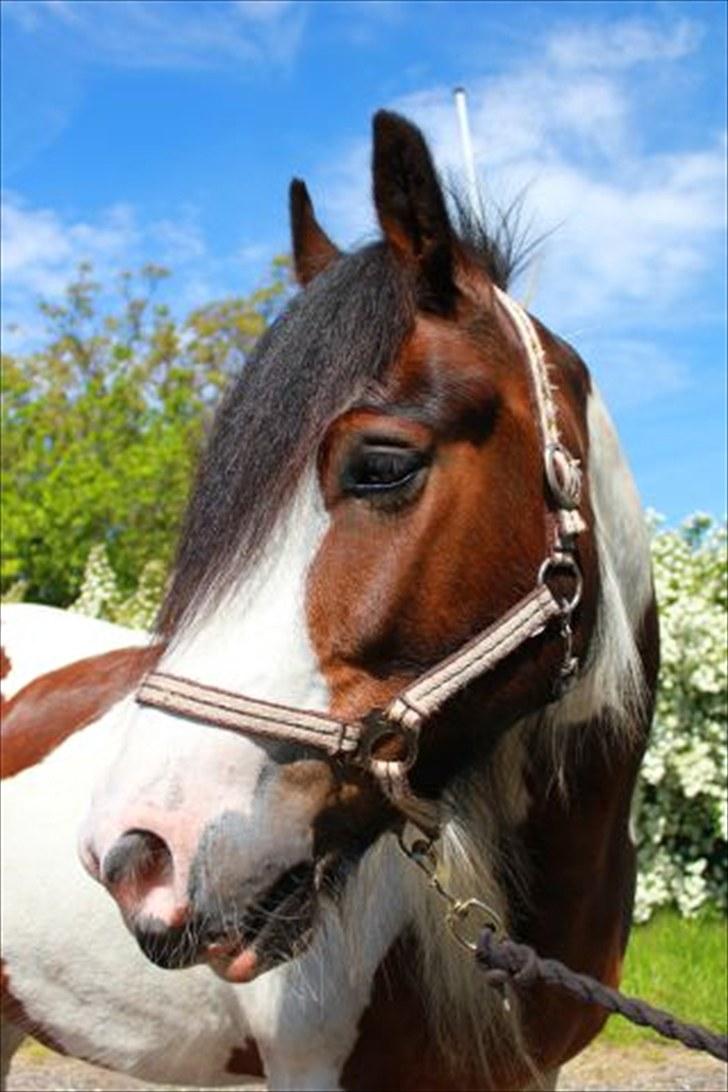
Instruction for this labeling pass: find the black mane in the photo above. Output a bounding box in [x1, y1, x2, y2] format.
[158, 214, 522, 637]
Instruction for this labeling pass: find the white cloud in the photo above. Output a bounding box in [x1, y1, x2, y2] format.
[150, 214, 207, 265]
[546, 17, 702, 70]
[44, 0, 82, 25]
[578, 337, 690, 411]
[314, 15, 725, 342]
[0, 194, 278, 350]
[1, 197, 138, 298]
[2, 0, 307, 70]
[234, 1, 294, 23]
[306, 13, 725, 413]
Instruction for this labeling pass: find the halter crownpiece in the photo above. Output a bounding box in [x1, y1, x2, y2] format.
[136, 292, 586, 835]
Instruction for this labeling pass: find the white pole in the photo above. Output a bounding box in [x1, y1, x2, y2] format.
[453, 86, 482, 217]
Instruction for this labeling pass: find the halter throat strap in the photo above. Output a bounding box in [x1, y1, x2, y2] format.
[136, 292, 586, 835]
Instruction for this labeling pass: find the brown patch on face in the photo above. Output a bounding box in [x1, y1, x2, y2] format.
[1, 959, 68, 1057]
[1, 644, 163, 779]
[224, 1041, 264, 1077]
[274, 758, 396, 873]
[307, 303, 598, 797]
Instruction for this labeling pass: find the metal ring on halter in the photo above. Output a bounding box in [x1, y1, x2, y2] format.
[544, 442, 582, 510]
[358, 710, 420, 772]
[446, 898, 506, 950]
[538, 553, 583, 614]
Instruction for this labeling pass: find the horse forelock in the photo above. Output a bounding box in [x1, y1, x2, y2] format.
[157, 243, 414, 639]
[157, 203, 526, 642]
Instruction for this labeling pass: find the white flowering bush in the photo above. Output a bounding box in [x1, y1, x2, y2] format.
[69, 543, 166, 631]
[633, 514, 727, 921]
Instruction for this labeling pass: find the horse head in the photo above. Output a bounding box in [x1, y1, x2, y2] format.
[79, 112, 650, 1014]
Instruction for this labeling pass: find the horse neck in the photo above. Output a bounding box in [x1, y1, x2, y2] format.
[328, 731, 529, 1091]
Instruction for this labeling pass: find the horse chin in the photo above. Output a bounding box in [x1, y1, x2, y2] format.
[201, 861, 318, 982]
[204, 917, 315, 984]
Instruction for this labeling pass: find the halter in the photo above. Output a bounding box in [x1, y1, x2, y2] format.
[137, 289, 587, 835]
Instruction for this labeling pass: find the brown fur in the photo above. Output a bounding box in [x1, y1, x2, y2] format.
[1, 645, 162, 779]
[224, 1043, 264, 1076]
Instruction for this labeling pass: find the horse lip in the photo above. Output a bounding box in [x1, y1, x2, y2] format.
[201, 861, 316, 973]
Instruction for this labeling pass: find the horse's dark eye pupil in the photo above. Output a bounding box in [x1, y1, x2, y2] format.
[344, 446, 426, 496]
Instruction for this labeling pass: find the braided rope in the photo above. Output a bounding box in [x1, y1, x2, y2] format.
[476, 928, 728, 1063]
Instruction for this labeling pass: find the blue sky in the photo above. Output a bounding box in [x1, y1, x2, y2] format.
[1, 0, 726, 523]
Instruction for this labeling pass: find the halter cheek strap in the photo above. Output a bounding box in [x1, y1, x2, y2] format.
[136, 292, 586, 835]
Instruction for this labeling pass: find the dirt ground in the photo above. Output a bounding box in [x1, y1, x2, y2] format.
[4, 1039, 727, 1091]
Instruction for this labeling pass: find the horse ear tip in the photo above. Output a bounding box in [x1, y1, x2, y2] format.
[373, 109, 408, 136]
[373, 110, 426, 158]
[289, 178, 311, 213]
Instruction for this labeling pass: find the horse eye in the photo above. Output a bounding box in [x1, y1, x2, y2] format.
[342, 444, 429, 498]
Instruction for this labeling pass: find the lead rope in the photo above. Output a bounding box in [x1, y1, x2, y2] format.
[398, 834, 728, 1064]
[475, 928, 728, 1063]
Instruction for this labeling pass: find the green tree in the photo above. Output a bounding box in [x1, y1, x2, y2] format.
[1, 259, 290, 605]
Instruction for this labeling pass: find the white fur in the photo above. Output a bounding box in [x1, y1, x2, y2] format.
[2, 604, 408, 1092]
[78, 472, 413, 1088]
[544, 385, 653, 737]
[81, 472, 333, 908]
[1, 640, 252, 1087]
[0, 604, 147, 699]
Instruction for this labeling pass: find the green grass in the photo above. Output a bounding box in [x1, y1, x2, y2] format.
[600, 908, 727, 1045]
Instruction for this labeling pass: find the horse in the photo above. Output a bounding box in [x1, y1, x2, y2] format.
[8, 110, 658, 1090]
[0, 605, 267, 1088]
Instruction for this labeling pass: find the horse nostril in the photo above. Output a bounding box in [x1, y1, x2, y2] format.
[101, 829, 172, 889]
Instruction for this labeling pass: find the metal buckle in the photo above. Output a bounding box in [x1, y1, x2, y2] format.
[538, 552, 583, 614]
[544, 442, 582, 510]
[538, 553, 583, 697]
[359, 710, 419, 771]
[397, 831, 505, 951]
[446, 898, 506, 951]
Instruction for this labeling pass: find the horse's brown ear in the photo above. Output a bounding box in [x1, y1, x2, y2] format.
[372, 110, 457, 315]
[289, 179, 341, 286]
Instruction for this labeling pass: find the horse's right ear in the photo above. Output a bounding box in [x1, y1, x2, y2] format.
[289, 179, 341, 286]
[372, 110, 457, 315]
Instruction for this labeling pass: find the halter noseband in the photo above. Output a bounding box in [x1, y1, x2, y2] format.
[137, 289, 586, 835]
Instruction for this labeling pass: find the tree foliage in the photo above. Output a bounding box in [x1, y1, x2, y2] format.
[1, 260, 289, 605]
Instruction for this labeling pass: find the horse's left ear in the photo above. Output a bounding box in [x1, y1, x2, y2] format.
[289, 179, 341, 286]
[372, 110, 457, 315]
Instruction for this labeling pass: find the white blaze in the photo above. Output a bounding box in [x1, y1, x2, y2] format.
[81, 469, 332, 902]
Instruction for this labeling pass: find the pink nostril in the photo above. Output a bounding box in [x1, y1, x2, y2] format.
[101, 829, 172, 891]
[98, 829, 191, 929]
